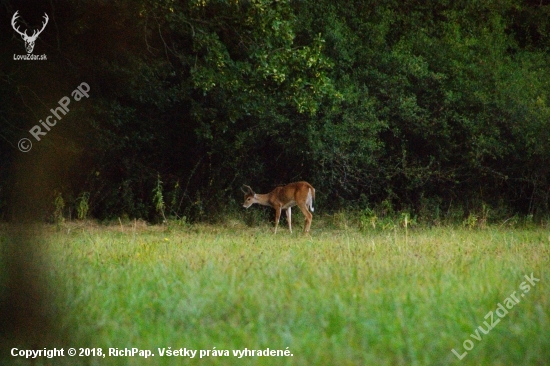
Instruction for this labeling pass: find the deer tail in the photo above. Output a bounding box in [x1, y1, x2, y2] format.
[308, 187, 315, 212]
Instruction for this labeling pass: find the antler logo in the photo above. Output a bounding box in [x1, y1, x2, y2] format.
[11, 11, 49, 54]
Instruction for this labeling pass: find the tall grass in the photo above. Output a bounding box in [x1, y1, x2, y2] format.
[3, 218, 550, 365]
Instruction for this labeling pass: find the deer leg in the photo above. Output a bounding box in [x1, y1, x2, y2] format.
[286, 207, 292, 233]
[274, 206, 282, 234]
[297, 203, 313, 233]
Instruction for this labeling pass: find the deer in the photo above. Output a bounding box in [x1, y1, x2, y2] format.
[242, 181, 315, 234]
[11, 11, 49, 54]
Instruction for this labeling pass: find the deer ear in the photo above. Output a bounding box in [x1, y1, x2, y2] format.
[243, 185, 254, 194]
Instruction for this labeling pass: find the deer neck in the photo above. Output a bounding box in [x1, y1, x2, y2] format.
[255, 193, 273, 207]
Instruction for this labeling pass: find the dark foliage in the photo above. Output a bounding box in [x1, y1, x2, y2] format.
[1, 0, 550, 221]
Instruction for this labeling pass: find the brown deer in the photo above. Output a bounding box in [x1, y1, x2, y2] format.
[242, 181, 315, 234]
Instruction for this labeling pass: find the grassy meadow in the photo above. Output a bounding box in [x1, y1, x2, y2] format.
[2, 216, 550, 365]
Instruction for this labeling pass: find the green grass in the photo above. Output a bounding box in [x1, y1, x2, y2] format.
[3, 219, 550, 365]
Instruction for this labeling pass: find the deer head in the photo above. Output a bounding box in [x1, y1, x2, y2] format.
[241, 185, 256, 208]
[12, 11, 49, 54]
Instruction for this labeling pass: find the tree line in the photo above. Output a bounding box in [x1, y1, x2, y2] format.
[1, 0, 550, 223]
